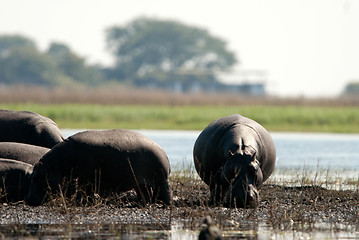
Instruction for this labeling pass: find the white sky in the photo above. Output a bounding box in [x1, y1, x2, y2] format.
[1, 0, 358, 97]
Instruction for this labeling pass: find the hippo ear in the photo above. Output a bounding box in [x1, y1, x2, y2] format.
[244, 147, 256, 159]
[33, 162, 41, 168]
[252, 152, 257, 161]
[228, 150, 235, 157]
[244, 147, 257, 161]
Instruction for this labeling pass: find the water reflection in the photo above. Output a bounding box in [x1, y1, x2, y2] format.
[1, 221, 358, 239]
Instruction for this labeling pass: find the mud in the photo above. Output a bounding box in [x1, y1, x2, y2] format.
[1, 176, 359, 238]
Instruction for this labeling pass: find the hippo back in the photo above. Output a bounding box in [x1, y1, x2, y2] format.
[0, 109, 64, 148]
[67, 129, 171, 180]
[194, 114, 276, 184]
[37, 129, 170, 195]
[0, 142, 50, 165]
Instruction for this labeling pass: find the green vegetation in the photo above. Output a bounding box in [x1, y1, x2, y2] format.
[1, 103, 358, 133]
[343, 81, 359, 96]
[0, 36, 106, 87]
[0, 18, 236, 89]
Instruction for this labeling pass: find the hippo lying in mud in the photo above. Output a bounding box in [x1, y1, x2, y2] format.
[0, 142, 50, 165]
[0, 109, 64, 148]
[193, 114, 276, 208]
[26, 129, 171, 206]
[0, 158, 33, 202]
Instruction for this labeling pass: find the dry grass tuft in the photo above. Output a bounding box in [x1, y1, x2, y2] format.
[1, 173, 359, 238]
[1, 85, 358, 106]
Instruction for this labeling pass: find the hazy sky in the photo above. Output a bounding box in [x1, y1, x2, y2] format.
[1, 0, 358, 96]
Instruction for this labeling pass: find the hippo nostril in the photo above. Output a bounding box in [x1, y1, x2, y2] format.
[222, 184, 259, 208]
[248, 188, 258, 201]
[245, 186, 259, 207]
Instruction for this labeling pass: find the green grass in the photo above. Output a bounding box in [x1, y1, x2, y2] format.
[1, 103, 359, 133]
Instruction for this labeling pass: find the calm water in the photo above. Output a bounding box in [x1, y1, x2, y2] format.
[63, 129, 359, 172]
[2, 222, 358, 239]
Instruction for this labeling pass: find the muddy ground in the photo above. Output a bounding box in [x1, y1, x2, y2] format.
[1, 176, 359, 238]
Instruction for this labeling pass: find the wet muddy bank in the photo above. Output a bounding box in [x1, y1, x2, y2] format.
[1, 176, 359, 238]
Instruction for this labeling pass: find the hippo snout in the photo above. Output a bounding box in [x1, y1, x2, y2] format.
[223, 183, 259, 208]
[25, 194, 42, 206]
[25, 188, 44, 206]
[246, 185, 259, 206]
[25, 181, 47, 206]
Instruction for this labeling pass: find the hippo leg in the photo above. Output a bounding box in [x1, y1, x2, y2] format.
[153, 180, 171, 205]
[135, 184, 153, 205]
[136, 181, 170, 205]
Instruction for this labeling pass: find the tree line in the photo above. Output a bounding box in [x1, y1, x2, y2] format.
[0, 35, 104, 86]
[0, 17, 357, 95]
[0, 17, 236, 90]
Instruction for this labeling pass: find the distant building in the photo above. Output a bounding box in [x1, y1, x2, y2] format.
[216, 69, 268, 96]
[223, 82, 266, 96]
[133, 69, 268, 96]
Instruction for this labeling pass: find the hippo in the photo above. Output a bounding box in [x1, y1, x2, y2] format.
[26, 129, 171, 206]
[0, 109, 64, 148]
[193, 114, 276, 208]
[0, 142, 50, 165]
[0, 158, 33, 202]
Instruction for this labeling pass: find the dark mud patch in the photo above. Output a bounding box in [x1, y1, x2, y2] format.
[1, 176, 359, 238]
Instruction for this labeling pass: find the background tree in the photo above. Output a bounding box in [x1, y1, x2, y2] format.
[47, 43, 105, 86]
[105, 17, 237, 86]
[343, 81, 359, 96]
[0, 35, 62, 85]
[0, 35, 37, 56]
[0, 35, 105, 86]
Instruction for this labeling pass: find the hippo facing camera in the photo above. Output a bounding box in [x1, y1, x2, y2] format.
[193, 114, 276, 208]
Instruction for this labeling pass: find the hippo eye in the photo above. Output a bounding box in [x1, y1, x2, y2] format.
[248, 160, 258, 171]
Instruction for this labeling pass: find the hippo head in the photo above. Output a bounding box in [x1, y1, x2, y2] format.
[26, 162, 61, 206]
[220, 147, 263, 208]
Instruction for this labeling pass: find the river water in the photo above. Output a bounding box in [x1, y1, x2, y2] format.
[63, 129, 359, 172]
[59, 129, 359, 239]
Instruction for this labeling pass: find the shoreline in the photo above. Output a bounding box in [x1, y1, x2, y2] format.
[1, 176, 359, 225]
[1, 175, 359, 238]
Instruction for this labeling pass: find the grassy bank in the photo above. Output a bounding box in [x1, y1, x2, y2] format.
[1, 103, 359, 133]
